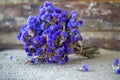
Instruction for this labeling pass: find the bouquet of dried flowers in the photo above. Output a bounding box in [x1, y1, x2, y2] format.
[17, 1, 99, 64]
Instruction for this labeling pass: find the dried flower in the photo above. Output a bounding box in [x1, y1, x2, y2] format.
[78, 64, 89, 72]
[10, 56, 13, 60]
[116, 68, 120, 74]
[31, 58, 36, 63]
[112, 58, 120, 74]
[114, 58, 119, 66]
[17, 1, 83, 64]
[82, 64, 89, 72]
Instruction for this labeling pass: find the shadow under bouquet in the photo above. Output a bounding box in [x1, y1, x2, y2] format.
[17, 1, 99, 64]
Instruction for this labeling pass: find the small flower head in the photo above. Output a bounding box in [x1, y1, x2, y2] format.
[59, 60, 65, 65]
[10, 56, 13, 60]
[71, 10, 77, 18]
[27, 52, 32, 56]
[82, 64, 89, 72]
[116, 68, 120, 74]
[31, 58, 36, 63]
[114, 58, 119, 66]
[61, 31, 68, 38]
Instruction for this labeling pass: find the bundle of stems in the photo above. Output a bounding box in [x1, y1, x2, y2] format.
[73, 41, 100, 58]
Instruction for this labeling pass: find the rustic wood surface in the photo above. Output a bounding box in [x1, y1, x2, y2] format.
[0, 1, 120, 50]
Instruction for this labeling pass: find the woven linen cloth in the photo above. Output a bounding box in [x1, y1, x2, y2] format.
[0, 49, 120, 80]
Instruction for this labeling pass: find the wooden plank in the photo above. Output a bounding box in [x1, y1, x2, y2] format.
[84, 38, 120, 51]
[0, 2, 119, 50]
[0, 2, 119, 32]
[0, 0, 120, 5]
[0, 44, 23, 51]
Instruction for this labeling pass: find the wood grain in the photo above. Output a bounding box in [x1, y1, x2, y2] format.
[0, 1, 120, 50]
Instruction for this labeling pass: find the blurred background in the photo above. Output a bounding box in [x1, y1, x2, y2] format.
[0, 0, 120, 51]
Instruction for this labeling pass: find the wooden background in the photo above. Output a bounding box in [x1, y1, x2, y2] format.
[0, 0, 120, 51]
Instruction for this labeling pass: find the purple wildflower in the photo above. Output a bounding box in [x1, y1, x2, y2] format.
[82, 64, 89, 72]
[10, 56, 13, 60]
[114, 58, 119, 66]
[116, 68, 120, 74]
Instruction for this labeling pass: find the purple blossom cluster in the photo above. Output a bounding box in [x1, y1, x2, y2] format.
[17, 1, 83, 64]
[113, 58, 120, 74]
